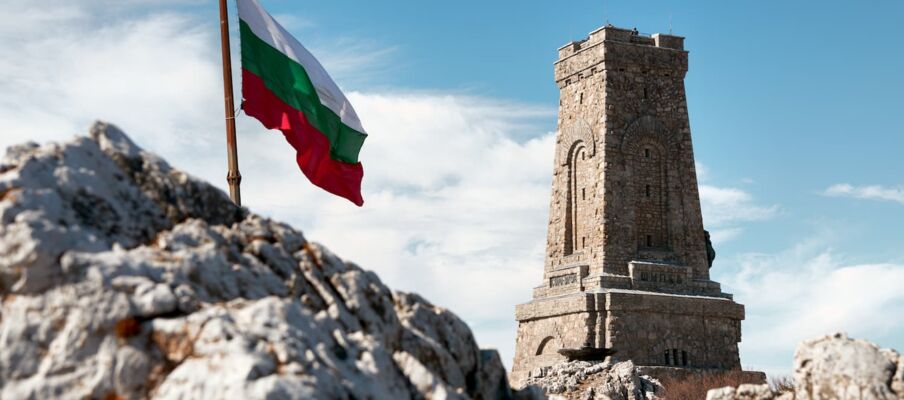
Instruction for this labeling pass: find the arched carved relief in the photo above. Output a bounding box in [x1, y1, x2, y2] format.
[556, 118, 597, 256]
[557, 119, 597, 259]
[564, 142, 588, 256]
[621, 115, 675, 150]
[622, 116, 672, 252]
[558, 118, 596, 166]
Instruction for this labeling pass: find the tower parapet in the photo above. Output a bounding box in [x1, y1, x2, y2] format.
[558, 26, 684, 60]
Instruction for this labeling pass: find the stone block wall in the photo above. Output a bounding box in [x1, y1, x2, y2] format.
[511, 289, 745, 387]
[511, 311, 600, 386]
[603, 291, 743, 369]
[512, 292, 606, 386]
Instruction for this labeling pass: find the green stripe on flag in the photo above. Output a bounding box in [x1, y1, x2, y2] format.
[239, 20, 366, 164]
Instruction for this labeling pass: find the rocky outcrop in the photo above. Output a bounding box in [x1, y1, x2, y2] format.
[524, 360, 662, 400]
[707, 333, 903, 400]
[0, 122, 542, 400]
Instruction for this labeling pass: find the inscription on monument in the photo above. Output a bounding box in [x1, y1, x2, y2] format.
[639, 271, 683, 284]
[550, 273, 578, 287]
[629, 262, 691, 288]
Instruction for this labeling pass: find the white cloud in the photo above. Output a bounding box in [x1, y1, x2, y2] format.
[699, 185, 779, 227]
[696, 180, 778, 246]
[707, 227, 743, 244]
[0, 3, 222, 165]
[717, 238, 904, 375]
[824, 183, 904, 205]
[309, 40, 399, 88]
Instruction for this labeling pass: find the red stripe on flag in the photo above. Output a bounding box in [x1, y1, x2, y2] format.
[241, 69, 364, 206]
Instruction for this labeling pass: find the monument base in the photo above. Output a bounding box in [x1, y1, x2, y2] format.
[510, 288, 747, 388]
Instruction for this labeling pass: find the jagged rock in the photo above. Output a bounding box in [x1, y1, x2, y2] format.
[794, 333, 902, 400]
[0, 122, 543, 400]
[525, 360, 662, 400]
[706, 333, 903, 400]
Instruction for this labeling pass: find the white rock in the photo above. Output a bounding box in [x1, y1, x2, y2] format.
[524, 360, 661, 400]
[794, 332, 901, 400]
[706, 332, 903, 400]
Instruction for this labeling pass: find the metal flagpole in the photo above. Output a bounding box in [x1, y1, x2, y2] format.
[218, 0, 242, 206]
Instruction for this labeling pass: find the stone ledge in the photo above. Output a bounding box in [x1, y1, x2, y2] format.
[515, 292, 599, 322]
[603, 289, 745, 319]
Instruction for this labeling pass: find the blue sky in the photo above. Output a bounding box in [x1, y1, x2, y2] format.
[0, 0, 902, 377]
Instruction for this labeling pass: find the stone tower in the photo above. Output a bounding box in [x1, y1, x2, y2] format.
[511, 25, 750, 386]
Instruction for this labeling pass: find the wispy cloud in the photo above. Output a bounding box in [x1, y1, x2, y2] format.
[270, 13, 316, 31]
[719, 237, 904, 375]
[699, 185, 779, 226]
[823, 183, 904, 205]
[0, 2, 222, 162]
[268, 9, 399, 89]
[696, 164, 779, 245]
[309, 39, 399, 87]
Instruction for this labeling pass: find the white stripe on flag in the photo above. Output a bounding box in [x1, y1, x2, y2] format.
[237, 0, 366, 134]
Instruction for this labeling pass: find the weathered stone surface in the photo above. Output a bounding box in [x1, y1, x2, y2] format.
[794, 333, 902, 400]
[511, 25, 750, 386]
[0, 122, 542, 400]
[706, 333, 903, 400]
[525, 360, 662, 400]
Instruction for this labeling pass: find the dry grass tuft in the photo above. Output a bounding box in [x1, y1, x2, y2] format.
[660, 370, 766, 400]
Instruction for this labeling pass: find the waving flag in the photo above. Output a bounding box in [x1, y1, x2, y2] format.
[238, 0, 366, 206]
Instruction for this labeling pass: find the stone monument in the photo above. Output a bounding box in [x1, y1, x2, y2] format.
[511, 25, 755, 386]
